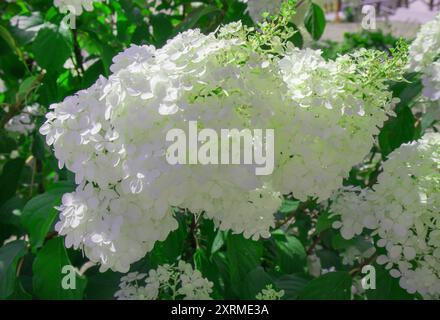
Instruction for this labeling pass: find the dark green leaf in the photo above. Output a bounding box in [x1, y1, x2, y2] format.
[21, 184, 74, 251]
[304, 3, 326, 41]
[32, 23, 72, 72]
[175, 5, 221, 34]
[84, 268, 122, 300]
[242, 267, 273, 299]
[149, 217, 188, 266]
[272, 230, 306, 274]
[298, 271, 352, 300]
[0, 196, 25, 229]
[0, 130, 17, 154]
[6, 279, 32, 300]
[379, 106, 420, 157]
[0, 240, 27, 299]
[287, 23, 303, 48]
[226, 234, 263, 296]
[32, 238, 87, 299]
[331, 233, 357, 250]
[315, 211, 337, 234]
[193, 249, 222, 297]
[275, 274, 311, 300]
[0, 158, 25, 205]
[151, 14, 174, 47]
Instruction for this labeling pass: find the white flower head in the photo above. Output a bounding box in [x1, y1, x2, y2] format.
[331, 133, 440, 298]
[115, 261, 214, 300]
[41, 23, 401, 272]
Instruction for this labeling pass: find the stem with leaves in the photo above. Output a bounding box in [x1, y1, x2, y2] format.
[0, 72, 45, 128]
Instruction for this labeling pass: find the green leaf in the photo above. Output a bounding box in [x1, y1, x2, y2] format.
[0, 158, 25, 205]
[379, 106, 420, 157]
[32, 132, 46, 161]
[175, 5, 221, 34]
[242, 267, 273, 299]
[392, 73, 423, 113]
[32, 238, 87, 299]
[17, 75, 37, 97]
[304, 3, 326, 41]
[0, 240, 27, 299]
[84, 268, 122, 300]
[0, 130, 17, 154]
[331, 233, 357, 250]
[226, 234, 263, 296]
[21, 184, 74, 252]
[0, 196, 25, 227]
[275, 274, 311, 300]
[193, 249, 222, 296]
[298, 271, 352, 300]
[0, 25, 25, 62]
[151, 14, 174, 47]
[287, 23, 304, 48]
[379, 74, 423, 156]
[315, 211, 337, 234]
[82, 59, 105, 88]
[210, 230, 225, 256]
[6, 279, 32, 300]
[365, 265, 414, 300]
[32, 23, 72, 72]
[10, 12, 45, 45]
[272, 230, 306, 274]
[148, 217, 188, 266]
[279, 198, 300, 214]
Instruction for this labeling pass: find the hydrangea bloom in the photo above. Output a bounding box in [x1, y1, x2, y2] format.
[6, 104, 41, 135]
[54, 0, 103, 15]
[408, 12, 440, 101]
[331, 133, 440, 298]
[40, 21, 405, 272]
[114, 261, 213, 300]
[422, 61, 440, 101]
[256, 284, 285, 300]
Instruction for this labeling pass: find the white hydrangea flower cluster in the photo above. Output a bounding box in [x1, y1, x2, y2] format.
[6, 104, 41, 135]
[331, 133, 440, 298]
[54, 0, 103, 15]
[114, 261, 213, 300]
[256, 284, 285, 300]
[422, 61, 440, 101]
[41, 22, 402, 272]
[408, 12, 440, 101]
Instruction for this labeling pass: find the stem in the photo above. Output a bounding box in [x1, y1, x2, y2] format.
[29, 156, 36, 197]
[306, 233, 321, 255]
[16, 257, 25, 277]
[44, 231, 58, 243]
[0, 72, 45, 128]
[275, 200, 310, 229]
[79, 261, 96, 276]
[72, 28, 84, 77]
[190, 214, 199, 252]
[349, 252, 378, 277]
